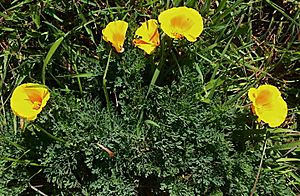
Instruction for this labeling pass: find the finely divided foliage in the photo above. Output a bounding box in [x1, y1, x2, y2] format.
[0, 0, 299, 195]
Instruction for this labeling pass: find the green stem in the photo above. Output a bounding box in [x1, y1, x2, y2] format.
[166, 0, 170, 9]
[0, 136, 25, 150]
[31, 123, 66, 143]
[146, 36, 166, 98]
[171, 49, 183, 77]
[250, 134, 268, 196]
[0, 156, 41, 167]
[136, 35, 167, 133]
[103, 49, 112, 112]
[0, 96, 7, 126]
[73, 63, 83, 94]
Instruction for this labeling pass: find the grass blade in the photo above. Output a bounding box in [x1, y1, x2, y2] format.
[42, 36, 64, 84]
[277, 158, 300, 162]
[273, 141, 300, 151]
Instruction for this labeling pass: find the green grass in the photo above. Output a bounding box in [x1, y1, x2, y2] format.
[0, 0, 300, 195]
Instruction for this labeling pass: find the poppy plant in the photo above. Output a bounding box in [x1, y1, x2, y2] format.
[248, 84, 288, 127]
[102, 20, 128, 53]
[10, 83, 50, 121]
[158, 6, 203, 42]
[133, 19, 160, 54]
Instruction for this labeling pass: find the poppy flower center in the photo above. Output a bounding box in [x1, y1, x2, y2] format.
[170, 15, 193, 32]
[32, 101, 42, 110]
[113, 33, 124, 42]
[112, 33, 125, 50]
[26, 92, 43, 110]
[173, 32, 184, 39]
[256, 90, 273, 106]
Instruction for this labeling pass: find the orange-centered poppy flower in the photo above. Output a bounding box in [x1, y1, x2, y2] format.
[248, 84, 288, 127]
[102, 20, 128, 53]
[10, 83, 50, 121]
[133, 19, 160, 54]
[158, 6, 203, 42]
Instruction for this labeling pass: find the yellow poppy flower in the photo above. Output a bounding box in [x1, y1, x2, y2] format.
[248, 84, 288, 127]
[10, 83, 50, 121]
[158, 6, 203, 42]
[133, 19, 160, 54]
[102, 20, 128, 53]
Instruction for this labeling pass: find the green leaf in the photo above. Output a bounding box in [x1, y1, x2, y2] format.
[0, 156, 41, 167]
[42, 36, 64, 84]
[184, 0, 196, 7]
[200, 0, 212, 16]
[268, 128, 299, 134]
[215, 0, 227, 14]
[273, 141, 300, 151]
[277, 158, 300, 162]
[205, 78, 224, 91]
[288, 172, 300, 184]
[71, 73, 100, 78]
[145, 120, 160, 128]
[0, 27, 15, 31]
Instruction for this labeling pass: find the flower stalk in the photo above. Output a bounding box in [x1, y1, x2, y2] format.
[31, 123, 66, 144]
[103, 49, 112, 113]
[136, 35, 167, 134]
